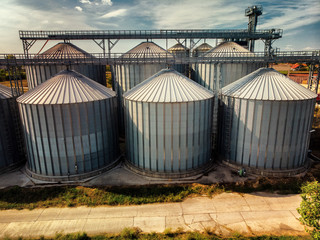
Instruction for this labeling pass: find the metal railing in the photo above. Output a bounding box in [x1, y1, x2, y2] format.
[19, 29, 283, 40]
[0, 50, 319, 66]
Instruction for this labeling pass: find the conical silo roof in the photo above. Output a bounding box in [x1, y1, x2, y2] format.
[124, 69, 213, 102]
[38, 42, 93, 59]
[0, 84, 13, 99]
[221, 68, 317, 101]
[203, 41, 254, 57]
[17, 70, 116, 105]
[168, 43, 189, 52]
[121, 42, 171, 58]
[194, 43, 213, 52]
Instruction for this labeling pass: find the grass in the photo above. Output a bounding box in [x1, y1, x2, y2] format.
[1, 228, 311, 240]
[0, 184, 224, 210]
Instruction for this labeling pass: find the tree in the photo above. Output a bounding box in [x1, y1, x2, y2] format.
[297, 181, 320, 239]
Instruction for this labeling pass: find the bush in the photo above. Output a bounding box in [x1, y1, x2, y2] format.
[120, 227, 141, 239]
[297, 181, 320, 239]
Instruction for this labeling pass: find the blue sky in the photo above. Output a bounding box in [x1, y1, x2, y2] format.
[0, 0, 319, 53]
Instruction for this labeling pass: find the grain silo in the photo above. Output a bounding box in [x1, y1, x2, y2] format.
[168, 43, 190, 76]
[0, 85, 25, 173]
[113, 41, 172, 131]
[219, 68, 317, 176]
[17, 70, 120, 181]
[168, 43, 190, 57]
[123, 69, 214, 178]
[192, 42, 213, 57]
[192, 41, 265, 149]
[26, 42, 106, 90]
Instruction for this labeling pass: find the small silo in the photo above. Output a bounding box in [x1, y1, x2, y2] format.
[168, 43, 190, 76]
[219, 68, 317, 175]
[17, 70, 120, 181]
[168, 43, 190, 57]
[26, 42, 106, 90]
[192, 41, 265, 149]
[0, 85, 25, 173]
[123, 69, 214, 177]
[113, 41, 172, 131]
[192, 42, 213, 57]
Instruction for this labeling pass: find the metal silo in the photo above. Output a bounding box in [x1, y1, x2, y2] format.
[219, 68, 317, 175]
[0, 85, 25, 173]
[168, 43, 190, 57]
[192, 43, 213, 57]
[192, 41, 265, 149]
[168, 43, 190, 76]
[124, 69, 214, 177]
[17, 70, 120, 181]
[113, 41, 172, 131]
[26, 42, 106, 90]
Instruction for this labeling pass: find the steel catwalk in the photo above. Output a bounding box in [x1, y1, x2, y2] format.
[17, 70, 120, 181]
[26, 42, 106, 90]
[0, 85, 25, 173]
[123, 69, 214, 177]
[219, 68, 317, 174]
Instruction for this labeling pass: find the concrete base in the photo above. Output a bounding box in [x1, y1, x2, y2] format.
[25, 156, 122, 183]
[221, 158, 310, 177]
[0, 160, 26, 175]
[124, 159, 215, 180]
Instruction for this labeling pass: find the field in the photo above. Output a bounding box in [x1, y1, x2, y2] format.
[0, 79, 28, 92]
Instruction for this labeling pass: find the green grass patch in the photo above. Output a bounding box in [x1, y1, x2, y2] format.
[278, 70, 288, 75]
[1, 229, 311, 240]
[0, 184, 224, 210]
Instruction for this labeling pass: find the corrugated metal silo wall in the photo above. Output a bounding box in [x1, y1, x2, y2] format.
[124, 99, 213, 173]
[219, 95, 316, 170]
[191, 62, 265, 149]
[0, 97, 25, 171]
[26, 64, 106, 90]
[18, 97, 119, 176]
[113, 63, 168, 131]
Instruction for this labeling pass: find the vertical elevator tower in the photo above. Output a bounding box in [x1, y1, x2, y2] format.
[245, 5, 262, 52]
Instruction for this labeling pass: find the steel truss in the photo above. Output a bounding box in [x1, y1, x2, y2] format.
[19, 29, 283, 56]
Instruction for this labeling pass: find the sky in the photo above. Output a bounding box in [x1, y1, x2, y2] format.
[0, 0, 319, 53]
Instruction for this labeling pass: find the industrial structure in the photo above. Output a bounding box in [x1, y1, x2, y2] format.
[192, 43, 213, 57]
[123, 69, 213, 177]
[245, 5, 263, 52]
[26, 42, 106, 90]
[192, 41, 265, 148]
[0, 5, 319, 180]
[17, 70, 120, 181]
[218, 68, 317, 176]
[113, 41, 172, 130]
[0, 85, 25, 173]
[168, 43, 190, 76]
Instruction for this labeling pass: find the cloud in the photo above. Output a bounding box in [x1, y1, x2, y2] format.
[132, 0, 246, 29]
[259, 1, 320, 33]
[303, 46, 316, 51]
[101, 0, 112, 6]
[100, 9, 127, 18]
[80, 0, 92, 4]
[75, 6, 83, 12]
